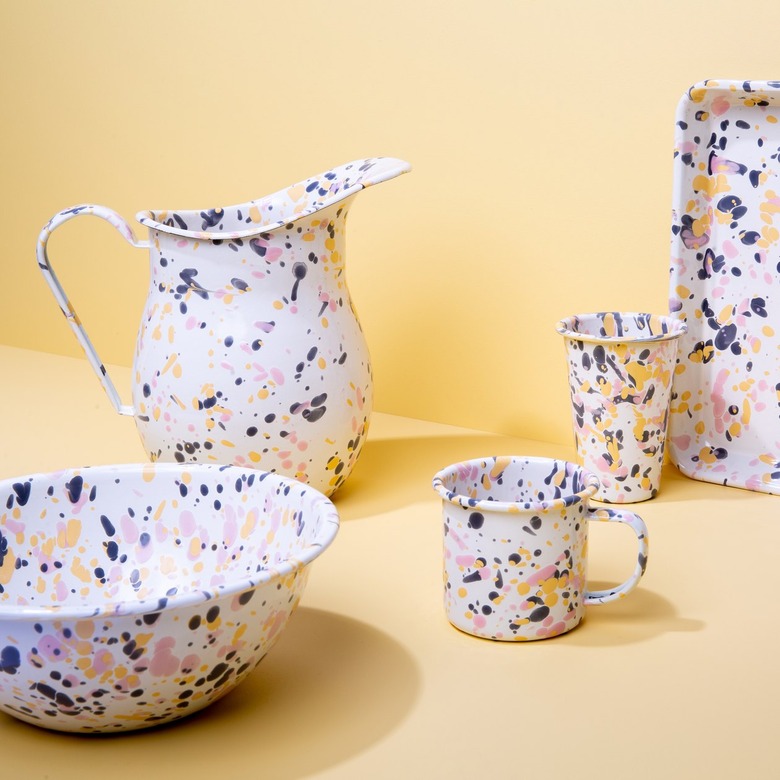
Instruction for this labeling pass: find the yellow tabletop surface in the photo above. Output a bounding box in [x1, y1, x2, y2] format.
[0, 345, 777, 779]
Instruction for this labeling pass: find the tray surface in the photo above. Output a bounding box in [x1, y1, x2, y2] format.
[669, 79, 780, 493]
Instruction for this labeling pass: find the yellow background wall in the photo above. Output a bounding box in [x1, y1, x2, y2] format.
[3, 0, 780, 446]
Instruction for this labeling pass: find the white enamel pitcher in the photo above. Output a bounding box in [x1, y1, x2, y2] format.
[37, 157, 410, 496]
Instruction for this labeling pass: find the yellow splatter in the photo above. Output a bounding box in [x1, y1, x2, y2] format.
[490, 456, 512, 480]
[692, 174, 730, 198]
[758, 225, 780, 248]
[240, 510, 257, 539]
[70, 556, 91, 583]
[57, 519, 82, 548]
[161, 353, 178, 375]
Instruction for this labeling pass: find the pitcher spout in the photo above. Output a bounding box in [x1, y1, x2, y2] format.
[136, 157, 411, 240]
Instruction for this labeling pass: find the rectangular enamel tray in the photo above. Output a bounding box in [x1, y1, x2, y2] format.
[669, 79, 780, 493]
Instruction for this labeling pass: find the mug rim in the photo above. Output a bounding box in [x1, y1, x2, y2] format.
[555, 311, 687, 345]
[432, 456, 600, 513]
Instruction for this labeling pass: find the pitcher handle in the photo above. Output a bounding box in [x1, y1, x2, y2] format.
[583, 507, 649, 605]
[36, 205, 149, 416]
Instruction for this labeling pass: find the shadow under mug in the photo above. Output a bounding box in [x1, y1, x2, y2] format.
[432, 456, 648, 641]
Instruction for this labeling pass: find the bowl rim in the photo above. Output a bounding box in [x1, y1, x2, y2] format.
[0, 463, 340, 621]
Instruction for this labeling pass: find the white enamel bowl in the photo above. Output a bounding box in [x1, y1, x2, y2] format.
[0, 463, 339, 732]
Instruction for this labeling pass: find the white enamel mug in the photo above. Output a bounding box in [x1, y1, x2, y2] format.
[433, 456, 649, 641]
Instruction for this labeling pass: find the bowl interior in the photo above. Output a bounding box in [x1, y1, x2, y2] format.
[0, 464, 338, 617]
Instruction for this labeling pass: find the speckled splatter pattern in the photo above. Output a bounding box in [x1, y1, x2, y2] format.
[669, 80, 780, 493]
[0, 463, 339, 732]
[432, 457, 648, 641]
[37, 158, 411, 497]
[557, 313, 686, 503]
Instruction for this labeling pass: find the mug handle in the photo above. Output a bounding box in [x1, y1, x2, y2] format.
[36, 205, 149, 416]
[583, 507, 649, 605]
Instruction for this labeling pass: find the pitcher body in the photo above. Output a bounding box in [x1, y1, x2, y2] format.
[135, 199, 371, 495]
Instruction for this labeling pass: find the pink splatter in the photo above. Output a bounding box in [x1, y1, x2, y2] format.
[712, 96, 731, 116]
[265, 611, 287, 641]
[92, 649, 115, 673]
[120, 514, 139, 544]
[711, 368, 730, 433]
[149, 637, 180, 677]
[671, 435, 691, 451]
[536, 621, 567, 638]
[68, 490, 89, 515]
[134, 542, 154, 564]
[4, 517, 24, 535]
[722, 240, 739, 259]
[528, 564, 557, 586]
[251, 239, 283, 263]
[179, 510, 196, 537]
[448, 527, 468, 552]
[38, 635, 67, 661]
[456, 555, 476, 568]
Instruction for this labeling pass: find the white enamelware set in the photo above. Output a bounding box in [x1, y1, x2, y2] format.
[1, 79, 777, 732]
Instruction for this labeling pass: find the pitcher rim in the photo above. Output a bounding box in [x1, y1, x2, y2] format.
[135, 156, 411, 241]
